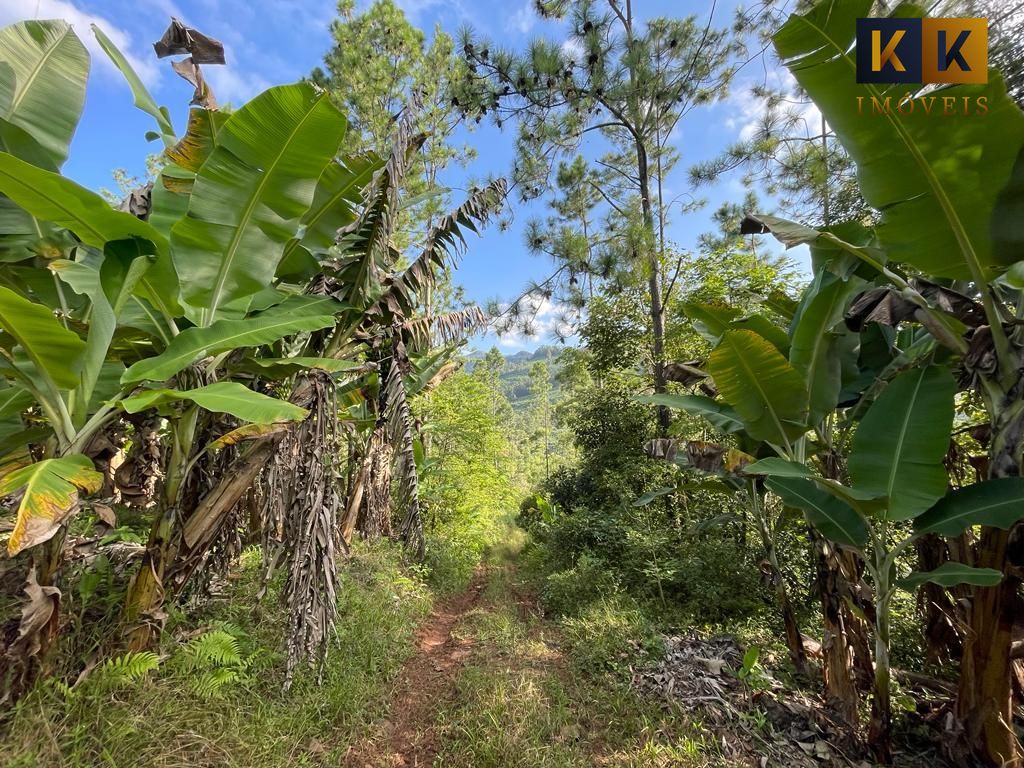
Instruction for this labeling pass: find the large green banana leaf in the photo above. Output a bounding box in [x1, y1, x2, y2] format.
[682, 301, 789, 353]
[50, 240, 153, 416]
[122, 295, 346, 384]
[90, 24, 175, 147]
[0, 19, 85, 261]
[767, 476, 869, 548]
[230, 357, 363, 377]
[166, 108, 227, 174]
[2, 454, 102, 555]
[789, 271, 860, 424]
[121, 382, 308, 423]
[915, 477, 1024, 536]
[0, 285, 84, 390]
[170, 83, 348, 322]
[848, 364, 955, 520]
[277, 156, 379, 280]
[681, 301, 738, 343]
[635, 392, 745, 433]
[773, 0, 1024, 279]
[0, 383, 33, 417]
[0, 152, 177, 321]
[150, 165, 194, 236]
[295, 156, 377, 253]
[899, 562, 1002, 590]
[746, 457, 886, 517]
[706, 329, 807, 447]
[0, 152, 168, 255]
[0, 119, 65, 263]
[744, 458, 816, 478]
[0, 20, 88, 167]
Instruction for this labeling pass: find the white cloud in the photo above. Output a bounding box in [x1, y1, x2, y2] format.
[722, 67, 823, 144]
[560, 38, 583, 61]
[0, 0, 161, 88]
[202, 46, 273, 105]
[394, 0, 445, 22]
[506, 2, 536, 35]
[723, 84, 767, 142]
[492, 294, 577, 349]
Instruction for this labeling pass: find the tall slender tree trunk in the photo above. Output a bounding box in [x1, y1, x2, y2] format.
[617, 0, 668, 436]
[635, 142, 669, 435]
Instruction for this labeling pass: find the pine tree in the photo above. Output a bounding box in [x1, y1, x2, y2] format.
[453, 0, 742, 432]
[312, 0, 475, 255]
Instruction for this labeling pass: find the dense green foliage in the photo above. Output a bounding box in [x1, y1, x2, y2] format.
[6, 544, 433, 767]
[1, 1, 1024, 766]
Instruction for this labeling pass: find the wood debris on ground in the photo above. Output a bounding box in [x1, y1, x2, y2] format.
[632, 632, 946, 767]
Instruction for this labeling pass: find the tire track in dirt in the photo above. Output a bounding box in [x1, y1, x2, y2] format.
[343, 570, 487, 767]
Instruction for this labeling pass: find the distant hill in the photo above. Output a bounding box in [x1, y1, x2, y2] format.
[463, 345, 565, 410]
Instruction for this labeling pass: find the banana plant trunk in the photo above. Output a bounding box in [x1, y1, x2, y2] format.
[776, 563, 809, 679]
[955, 389, 1024, 767]
[812, 531, 862, 727]
[122, 372, 324, 645]
[32, 532, 67, 669]
[340, 457, 368, 546]
[915, 533, 964, 665]
[956, 525, 1021, 767]
[751, 485, 809, 677]
[123, 408, 197, 650]
[868, 593, 893, 765]
[123, 504, 178, 651]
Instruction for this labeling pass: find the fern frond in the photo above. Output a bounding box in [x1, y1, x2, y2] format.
[192, 667, 241, 699]
[94, 651, 160, 689]
[185, 629, 242, 668]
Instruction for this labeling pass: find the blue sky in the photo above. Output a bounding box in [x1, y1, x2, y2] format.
[3, 0, 807, 351]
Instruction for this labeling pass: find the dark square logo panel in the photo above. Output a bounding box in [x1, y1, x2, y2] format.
[856, 18, 923, 84]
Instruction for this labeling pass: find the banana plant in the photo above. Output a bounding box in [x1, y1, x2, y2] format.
[760, 1, 1024, 763]
[0, 20, 150, 570]
[0, 20, 359, 653]
[324, 121, 507, 555]
[640, 231, 1019, 760]
[111, 76, 356, 648]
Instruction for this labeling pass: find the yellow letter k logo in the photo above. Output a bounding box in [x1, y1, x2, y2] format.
[872, 29, 906, 72]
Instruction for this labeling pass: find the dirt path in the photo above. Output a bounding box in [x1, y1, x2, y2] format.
[343, 571, 488, 767]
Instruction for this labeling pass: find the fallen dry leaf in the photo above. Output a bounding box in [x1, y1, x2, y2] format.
[9, 567, 61, 658]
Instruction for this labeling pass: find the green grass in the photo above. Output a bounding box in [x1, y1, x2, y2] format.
[3, 541, 432, 768]
[5, 522, 755, 768]
[432, 541, 744, 768]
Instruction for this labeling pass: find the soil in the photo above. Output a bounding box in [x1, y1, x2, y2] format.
[343, 570, 487, 767]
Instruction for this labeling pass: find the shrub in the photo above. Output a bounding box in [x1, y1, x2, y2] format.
[541, 552, 619, 617]
[670, 537, 767, 625]
[424, 527, 484, 594]
[560, 596, 663, 678]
